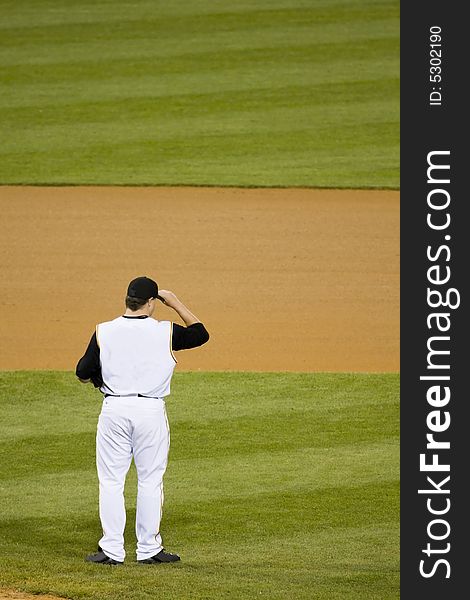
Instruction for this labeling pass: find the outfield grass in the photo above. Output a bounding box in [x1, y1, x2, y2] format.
[0, 0, 399, 188]
[0, 371, 399, 599]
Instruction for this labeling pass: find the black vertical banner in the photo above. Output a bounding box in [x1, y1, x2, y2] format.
[401, 3, 467, 599]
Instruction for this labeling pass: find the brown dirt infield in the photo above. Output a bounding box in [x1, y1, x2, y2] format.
[0, 186, 399, 372]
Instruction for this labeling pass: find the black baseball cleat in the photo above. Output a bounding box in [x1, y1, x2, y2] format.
[138, 549, 181, 564]
[85, 547, 123, 565]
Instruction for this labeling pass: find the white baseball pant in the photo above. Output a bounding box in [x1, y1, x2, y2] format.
[96, 396, 170, 562]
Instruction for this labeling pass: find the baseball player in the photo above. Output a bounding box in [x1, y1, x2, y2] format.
[75, 276, 209, 565]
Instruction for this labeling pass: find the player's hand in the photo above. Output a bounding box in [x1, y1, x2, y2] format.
[158, 290, 200, 326]
[157, 290, 179, 308]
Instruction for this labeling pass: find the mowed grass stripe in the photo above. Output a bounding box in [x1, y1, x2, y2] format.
[0, 0, 396, 29]
[0, 22, 398, 69]
[0, 440, 397, 518]
[2, 79, 397, 127]
[0, 370, 398, 433]
[0, 371, 398, 599]
[1, 482, 397, 547]
[1, 46, 397, 108]
[0, 0, 399, 187]
[0, 124, 397, 187]
[0, 2, 398, 42]
[2, 37, 397, 85]
[0, 101, 397, 156]
[1, 53, 397, 113]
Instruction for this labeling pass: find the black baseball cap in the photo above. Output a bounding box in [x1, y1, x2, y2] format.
[127, 276, 165, 302]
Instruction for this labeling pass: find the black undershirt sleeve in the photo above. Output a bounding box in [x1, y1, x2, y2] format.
[75, 332, 103, 388]
[172, 322, 210, 351]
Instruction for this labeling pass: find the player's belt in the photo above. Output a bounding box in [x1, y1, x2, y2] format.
[104, 393, 159, 399]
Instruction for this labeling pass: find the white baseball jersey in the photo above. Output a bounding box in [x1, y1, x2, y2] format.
[96, 317, 177, 398]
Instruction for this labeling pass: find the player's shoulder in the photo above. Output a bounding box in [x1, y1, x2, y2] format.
[98, 316, 122, 326]
[151, 318, 172, 329]
[143, 319, 172, 340]
[96, 316, 124, 332]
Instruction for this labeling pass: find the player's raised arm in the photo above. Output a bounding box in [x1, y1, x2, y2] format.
[158, 290, 210, 350]
[157, 290, 201, 325]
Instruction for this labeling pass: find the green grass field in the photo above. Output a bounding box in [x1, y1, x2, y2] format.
[0, 371, 399, 599]
[0, 0, 399, 188]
